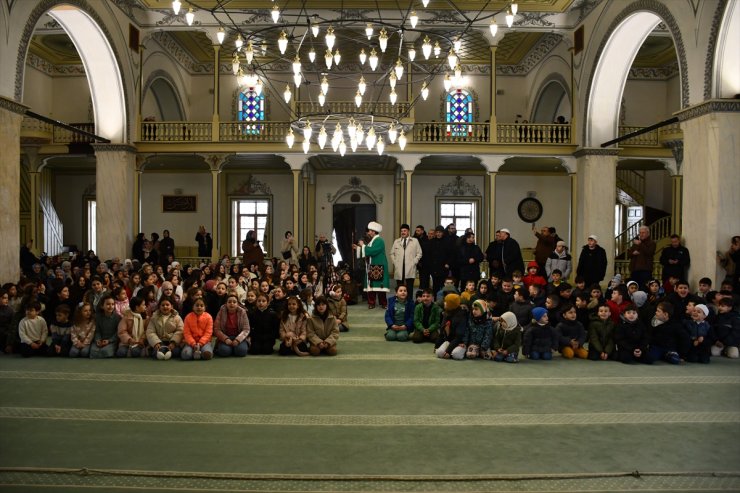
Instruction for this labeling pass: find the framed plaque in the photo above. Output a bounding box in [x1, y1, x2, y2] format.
[162, 195, 197, 212]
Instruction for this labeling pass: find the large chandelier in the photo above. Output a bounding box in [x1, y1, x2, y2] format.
[172, 1, 519, 155]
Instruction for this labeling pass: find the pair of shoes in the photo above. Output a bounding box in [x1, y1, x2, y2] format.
[194, 348, 202, 360]
[368, 305, 376, 309]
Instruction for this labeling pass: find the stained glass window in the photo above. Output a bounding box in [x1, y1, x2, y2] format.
[445, 89, 473, 137]
[238, 88, 264, 134]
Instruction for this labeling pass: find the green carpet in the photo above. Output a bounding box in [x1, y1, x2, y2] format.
[1, 304, 739, 492]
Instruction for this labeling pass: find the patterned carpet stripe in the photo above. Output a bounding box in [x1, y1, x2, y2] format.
[1, 371, 738, 387]
[2, 407, 739, 426]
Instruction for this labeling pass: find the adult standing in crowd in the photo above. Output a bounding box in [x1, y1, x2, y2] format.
[629, 226, 656, 289]
[390, 224, 422, 293]
[132, 233, 146, 263]
[414, 225, 431, 290]
[427, 226, 454, 294]
[458, 231, 484, 287]
[576, 234, 608, 288]
[315, 232, 336, 281]
[485, 230, 504, 275]
[718, 236, 740, 292]
[195, 226, 212, 259]
[445, 224, 461, 283]
[280, 231, 299, 266]
[241, 230, 264, 270]
[660, 234, 691, 283]
[159, 230, 175, 267]
[532, 225, 557, 275]
[497, 229, 524, 277]
[546, 240, 572, 282]
[355, 222, 390, 309]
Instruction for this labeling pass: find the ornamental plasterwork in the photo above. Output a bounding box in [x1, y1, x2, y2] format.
[497, 33, 562, 76]
[628, 61, 679, 80]
[240, 10, 273, 25]
[110, 0, 146, 21]
[156, 11, 201, 26]
[515, 13, 555, 27]
[426, 10, 465, 24]
[150, 31, 197, 72]
[330, 9, 375, 21]
[571, 0, 603, 24]
[327, 176, 384, 204]
[230, 176, 272, 196]
[437, 176, 480, 197]
[703, 0, 727, 100]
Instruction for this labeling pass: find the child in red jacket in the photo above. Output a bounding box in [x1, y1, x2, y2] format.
[522, 261, 547, 290]
[182, 298, 213, 360]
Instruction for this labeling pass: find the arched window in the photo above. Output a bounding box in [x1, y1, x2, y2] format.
[238, 88, 264, 134]
[446, 89, 473, 137]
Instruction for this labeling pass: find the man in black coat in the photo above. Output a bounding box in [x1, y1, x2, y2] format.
[498, 229, 524, 277]
[414, 225, 431, 290]
[659, 234, 691, 282]
[426, 226, 455, 294]
[576, 234, 608, 288]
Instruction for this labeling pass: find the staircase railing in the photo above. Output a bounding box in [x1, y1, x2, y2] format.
[616, 169, 645, 204]
[614, 215, 673, 258]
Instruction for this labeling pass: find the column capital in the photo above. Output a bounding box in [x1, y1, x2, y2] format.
[475, 155, 508, 172]
[280, 154, 308, 171]
[674, 99, 740, 122]
[573, 147, 619, 158]
[199, 153, 229, 172]
[393, 153, 423, 172]
[0, 95, 28, 116]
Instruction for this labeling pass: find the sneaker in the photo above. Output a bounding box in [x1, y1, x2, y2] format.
[194, 349, 202, 360]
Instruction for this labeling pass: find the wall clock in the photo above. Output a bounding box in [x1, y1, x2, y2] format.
[517, 197, 543, 223]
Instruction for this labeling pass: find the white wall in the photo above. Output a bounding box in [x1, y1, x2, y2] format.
[643, 169, 672, 213]
[53, 173, 95, 249]
[52, 76, 91, 122]
[22, 66, 53, 115]
[622, 78, 677, 126]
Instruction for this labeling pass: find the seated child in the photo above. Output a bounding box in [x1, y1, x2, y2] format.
[588, 304, 615, 361]
[69, 302, 95, 358]
[385, 285, 415, 342]
[555, 304, 588, 359]
[614, 304, 652, 364]
[278, 296, 309, 356]
[683, 304, 713, 364]
[712, 298, 740, 359]
[574, 292, 591, 328]
[181, 298, 214, 360]
[509, 287, 533, 328]
[327, 284, 349, 332]
[528, 283, 546, 308]
[490, 311, 521, 363]
[18, 300, 48, 357]
[307, 296, 339, 356]
[472, 280, 489, 304]
[434, 294, 468, 360]
[460, 280, 477, 307]
[214, 294, 251, 357]
[546, 269, 563, 295]
[0, 288, 13, 353]
[587, 284, 604, 311]
[146, 297, 184, 360]
[464, 299, 492, 359]
[116, 296, 148, 358]
[112, 286, 130, 318]
[606, 285, 631, 324]
[522, 307, 556, 360]
[48, 304, 73, 356]
[522, 261, 547, 290]
[648, 301, 688, 364]
[411, 289, 442, 343]
[248, 293, 279, 355]
[545, 294, 561, 324]
[572, 276, 587, 299]
[339, 271, 359, 305]
[511, 270, 524, 291]
[90, 294, 120, 359]
[299, 288, 314, 316]
[436, 277, 459, 305]
[696, 277, 712, 299]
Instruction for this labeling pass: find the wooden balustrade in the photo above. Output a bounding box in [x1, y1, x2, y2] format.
[617, 126, 659, 146]
[140, 121, 212, 142]
[496, 123, 572, 144]
[413, 122, 490, 143]
[296, 101, 410, 117]
[614, 260, 663, 281]
[219, 121, 290, 142]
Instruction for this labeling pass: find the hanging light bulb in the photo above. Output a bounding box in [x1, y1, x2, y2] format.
[231, 54, 240, 75]
[389, 72, 397, 89]
[454, 37, 462, 52]
[398, 130, 407, 150]
[332, 123, 342, 145]
[292, 55, 302, 75]
[339, 138, 347, 156]
[433, 41, 441, 57]
[359, 48, 367, 65]
[408, 47, 416, 61]
[261, 40, 267, 55]
[293, 73, 302, 87]
[355, 90, 362, 108]
[454, 63, 462, 81]
[365, 23, 374, 40]
[376, 136, 385, 155]
[389, 89, 397, 105]
[409, 11, 418, 29]
[348, 118, 357, 139]
[489, 18, 498, 37]
[236, 68, 247, 87]
[271, 5, 280, 23]
[235, 34, 243, 51]
[511, 2, 518, 15]
[318, 92, 326, 106]
[333, 49, 341, 65]
[324, 49, 333, 69]
[321, 76, 329, 95]
[278, 31, 289, 54]
[443, 72, 452, 91]
[254, 79, 263, 96]
[505, 9, 514, 27]
[245, 41, 254, 64]
[366, 127, 376, 150]
[421, 81, 429, 100]
[388, 123, 398, 144]
[422, 36, 432, 59]
[302, 139, 310, 154]
[350, 137, 358, 153]
[395, 58, 404, 79]
[172, 0, 181, 15]
[308, 48, 316, 63]
[318, 126, 328, 149]
[378, 28, 389, 52]
[311, 21, 320, 37]
[286, 128, 295, 148]
[448, 50, 458, 70]
[283, 85, 292, 104]
[325, 26, 335, 50]
[332, 135, 340, 152]
[358, 76, 367, 95]
[302, 120, 312, 140]
[356, 124, 365, 145]
[369, 48, 379, 70]
[185, 8, 195, 26]
[216, 28, 225, 45]
[422, 0, 429, 7]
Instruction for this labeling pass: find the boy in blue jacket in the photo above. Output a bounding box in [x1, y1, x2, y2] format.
[385, 285, 415, 341]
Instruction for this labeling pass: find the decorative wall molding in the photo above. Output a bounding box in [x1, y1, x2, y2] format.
[150, 31, 198, 73]
[573, 147, 620, 157]
[229, 175, 272, 196]
[674, 99, 740, 122]
[664, 140, 683, 170]
[436, 175, 480, 196]
[704, 0, 728, 100]
[91, 143, 137, 153]
[327, 177, 383, 204]
[497, 33, 563, 76]
[0, 95, 29, 115]
[515, 12, 555, 27]
[628, 61, 679, 80]
[572, 0, 604, 24]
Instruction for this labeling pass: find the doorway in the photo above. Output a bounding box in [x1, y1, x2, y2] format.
[333, 203, 377, 269]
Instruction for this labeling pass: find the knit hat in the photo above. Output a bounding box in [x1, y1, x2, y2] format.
[527, 260, 539, 270]
[632, 290, 648, 308]
[611, 274, 622, 285]
[588, 234, 598, 242]
[500, 228, 510, 235]
[626, 280, 638, 289]
[367, 221, 383, 234]
[695, 304, 709, 317]
[532, 307, 548, 322]
[444, 293, 461, 311]
[500, 311, 518, 330]
[204, 279, 216, 292]
[556, 240, 567, 248]
[472, 299, 488, 314]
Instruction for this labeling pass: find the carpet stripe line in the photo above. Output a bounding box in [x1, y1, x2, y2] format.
[1, 371, 738, 387]
[1, 407, 738, 426]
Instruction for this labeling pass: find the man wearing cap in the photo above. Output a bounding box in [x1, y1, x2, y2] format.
[629, 226, 656, 290]
[576, 234, 608, 288]
[390, 224, 423, 293]
[355, 221, 390, 309]
[659, 234, 691, 284]
[494, 229, 524, 278]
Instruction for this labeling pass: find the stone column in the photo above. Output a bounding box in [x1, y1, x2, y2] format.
[22, 146, 42, 251]
[489, 45, 497, 143]
[212, 44, 221, 142]
[574, 148, 619, 281]
[394, 154, 421, 226]
[476, 155, 506, 242]
[92, 144, 136, 262]
[281, 155, 307, 243]
[671, 175, 683, 236]
[0, 97, 27, 284]
[569, 172, 577, 261]
[676, 100, 740, 287]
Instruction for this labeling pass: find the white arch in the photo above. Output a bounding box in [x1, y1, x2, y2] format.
[714, 0, 740, 98]
[48, 5, 126, 142]
[586, 12, 661, 148]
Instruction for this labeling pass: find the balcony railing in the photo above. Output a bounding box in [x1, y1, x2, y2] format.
[413, 122, 490, 143]
[618, 123, 683, 147]
[21, 117, 97, 144]
[220, 121, 290, 142]
[296, 101, 410, 117]
[53, 123, 96, 144]
[497, 122, 573, 144]
[140, 121, 212, 142]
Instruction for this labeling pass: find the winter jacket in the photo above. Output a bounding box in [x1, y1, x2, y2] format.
[713, 311, 740, 346]
[555, 319, 586, 349]
[522, 321, 557, 355]
[649, 317, 689, 354]
[576, 245, 608, 287]
[146, 310, 184, 346]
[117, 310, 146, 346]
[465, 315, 492, 350]
[491, 321, 522, 354]
[248, 308, 279, 345]
[279, 313, 308, 343]
[546, 250, 572, 281]
[629, 237, 656, 273]
[435, 308, 468, 354]
[327, 294, 348, 326]
[509, 300, 533, 328]
[615, 319, 649, 355]
[659, 245, 690, 281]
[385, 296, 415, 330]
[414, 302, 442, 335]
[588, 317, 615, 356]
[214, 305, 251, 343]
[183, 311, 214, 347]
[458, 242, 485, 284]
[307, 314, 339, 347]
[390, 236, 423, 280]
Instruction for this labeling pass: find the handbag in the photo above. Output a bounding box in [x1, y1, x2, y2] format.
[367, 264, 384, 281]
[281, 251, 292, 260]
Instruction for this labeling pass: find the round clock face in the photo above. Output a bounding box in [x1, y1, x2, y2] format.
[517, 197, 543, 223]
